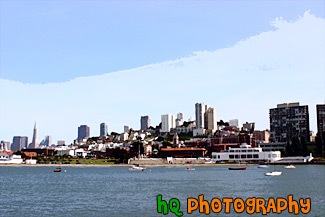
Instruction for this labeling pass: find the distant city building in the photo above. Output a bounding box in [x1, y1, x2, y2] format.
[78, 125, 90, 142]
[161, 114, 174, 133]
[253, 130, 269, 144]
[173, 132, 179, 146]
[316, 104, 325, 139]
[29, 122, 39, 149]
[140, 116, 151, 131]
[229, 119, 242, 130]
[0, 140, 11, 151]
[11, 136, 28, 152]
[269, 102, 310, 142]
[243, 122, 255, 133]
[204, 107, 217, 132]
[195, 103, 207, 129]
[124, 125, 130, 133]
[39, 135, 52, 147]
[57, 140, 65, 146]
[176, 112, 184, 127]
[100, 123, 108, 137]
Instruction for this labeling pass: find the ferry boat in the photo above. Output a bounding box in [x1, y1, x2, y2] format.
[212, 145, 281, 163]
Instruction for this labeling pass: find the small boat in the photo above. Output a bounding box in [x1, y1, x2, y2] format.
[186, 167, 195, 171]
[54, 167, 61, 172]
[228, 167, 246, 170]
[129, 165, 146, 171]
[258, 165, 269, 168]
[284, 165, 296, 169]
[265, 171, 282, 176]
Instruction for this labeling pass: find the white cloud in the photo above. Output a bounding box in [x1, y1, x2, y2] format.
[0, 11, 324, 144]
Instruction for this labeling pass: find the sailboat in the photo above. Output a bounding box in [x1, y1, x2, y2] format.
[265, 164, 282, 176]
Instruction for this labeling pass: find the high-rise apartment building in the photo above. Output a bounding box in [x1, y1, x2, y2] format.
[124, 125, 130, 133]
[195, 103, 207, 129]
[229, 119, 242, 130]
[161, 114, 174, 133]
[269, 102, 310, 142]
[0, 140, 11, 151]
[78, 125, 90, 142]
[204, 107, 217, 132]
[316, 104, 325, 139]
[176, 112, 184, 127]
[140, 116, 151, 131]
[100, 123, 108, 137]
[11, 136, 28, 152]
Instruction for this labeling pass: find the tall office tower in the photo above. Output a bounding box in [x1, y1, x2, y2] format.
[140, 116, 151, 131]
[0, 141, 11, 151]
[124, 125, 130, 133]
[195, 103, 207, 129]
[40, 135, 52, 147]
[204, 107, 217, 131]
[11, 136, 28, 152]
[161, 114, 175, 133]
[176, 112, 184, 127]
[270, 102, 310, 142]
[316, 104, 325, 139]
[29, 122, 39, 149]
[78, 125, 90, 142]
[100, 123, 108, 137]
[229, 119, 242, 130]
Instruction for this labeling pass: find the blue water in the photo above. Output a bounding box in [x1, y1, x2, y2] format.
[0, 165, 324, 216]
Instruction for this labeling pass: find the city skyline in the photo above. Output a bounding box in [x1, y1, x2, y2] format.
[0, 11, 324, 143]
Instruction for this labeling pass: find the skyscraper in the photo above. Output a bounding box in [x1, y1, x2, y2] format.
[11, 136, 28, 152]
[100, 123, 108, 137]
[195, 103, 207, 129]
[40, 135, 52, 147]
[78, 125, 90, 142]
[140, 116, 151, 131]
[204, 107, 217, 132]
[176, 112, 184, 127]
[269, 102, 310, 142]
[316, 104, 325, 139]
[161, 114, 174, 133]
[29, 122, 38, 149]
[124, 125, 130, 133]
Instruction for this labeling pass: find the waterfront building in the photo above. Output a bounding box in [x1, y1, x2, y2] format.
[29, 122, 38, 149]
[204, 107, 217, 132]
[124, 125, 130, 133]
[140, 116, 151, 131]
[100, 123, 108, 137]
[40, 135, 52, 147]
[175, 112, 184, 127]
[11, 136, 28, 152]
[161, 114, 174, 133]
[195, 103, 207, 129]
[316, 104, 325, 139]
[78, 125, 90, 142]
[229, 119, 242, 130]
[269, 102, 310, 142]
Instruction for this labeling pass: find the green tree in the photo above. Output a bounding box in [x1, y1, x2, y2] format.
[300, 136, 308, 156]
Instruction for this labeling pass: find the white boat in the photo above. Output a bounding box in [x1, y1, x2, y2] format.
[128, 165, 146, 171]
[186, 167, 195, 171]
[258, 165, 269, 168]
[284, 165, 296, 169]
[265, 171, 282, 176]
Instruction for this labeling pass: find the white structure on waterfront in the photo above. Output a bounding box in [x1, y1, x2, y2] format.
[0, 153, 23, 164]
[212, 145, 281, 163]
[161, 114, 175, 133]
[100, 122, 108, 137]
[29, 122, 39, 149]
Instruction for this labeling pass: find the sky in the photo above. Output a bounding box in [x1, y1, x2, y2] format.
[0, 1, 324, 144]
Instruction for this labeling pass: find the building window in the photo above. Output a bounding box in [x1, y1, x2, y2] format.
[241, 155, 247, 159]
[235, 155, 239, 159]
[229, 155, 234, 159]
[218, 155, 220, 159]
[247, 154, 252, 158]
[253, 154, 259, 158]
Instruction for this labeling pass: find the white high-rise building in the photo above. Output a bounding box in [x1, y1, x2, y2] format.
[195, 103, 207, 129]
[161, 114, 175, 133]
[176, 112, 184, 127]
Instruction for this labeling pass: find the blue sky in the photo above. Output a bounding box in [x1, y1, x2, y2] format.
[1, 0, 324, 83]
[0, 1, 324, 144]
